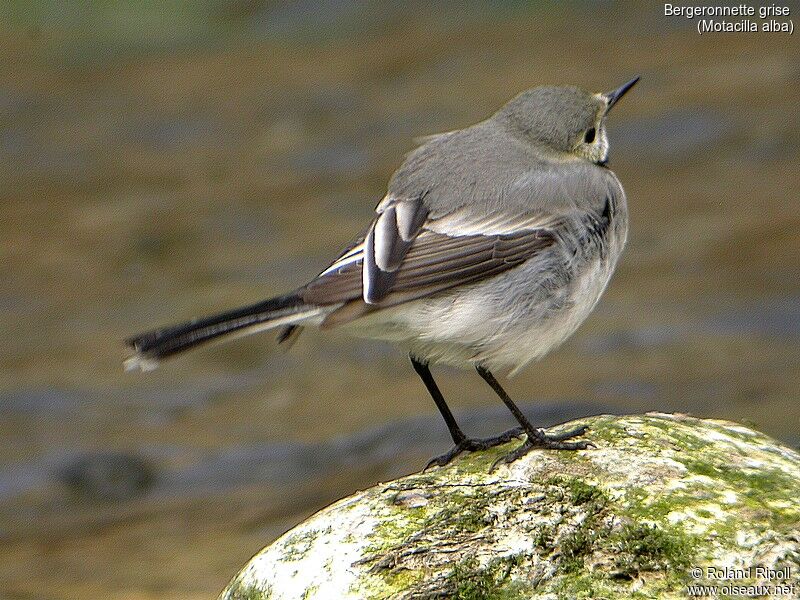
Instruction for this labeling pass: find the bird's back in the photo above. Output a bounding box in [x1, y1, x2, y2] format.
[388, 120, 621, 227]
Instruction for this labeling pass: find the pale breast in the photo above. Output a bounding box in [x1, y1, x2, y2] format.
[344, 176, 629, 374]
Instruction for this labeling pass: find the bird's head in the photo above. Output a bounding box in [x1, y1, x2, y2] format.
[495, 77, 639, 166]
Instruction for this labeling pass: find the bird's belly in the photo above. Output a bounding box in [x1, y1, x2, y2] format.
[499, 255, 615, 374]
[346, 251, 617, 374]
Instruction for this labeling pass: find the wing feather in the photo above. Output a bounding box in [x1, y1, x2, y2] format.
[363, 196, 429, 303]
[302, 227, 555, 315]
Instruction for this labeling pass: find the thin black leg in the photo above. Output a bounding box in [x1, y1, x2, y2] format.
[476, 366, 540, 436]
[410, 355, 524, 469]
[476, 365, 592, 470]
[410, 356, 466, 445]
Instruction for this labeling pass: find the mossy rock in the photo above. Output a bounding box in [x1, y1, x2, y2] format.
[218, 413, 800, 599]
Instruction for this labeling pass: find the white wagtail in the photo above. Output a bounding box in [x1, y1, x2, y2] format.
[126, 77, 639, 468]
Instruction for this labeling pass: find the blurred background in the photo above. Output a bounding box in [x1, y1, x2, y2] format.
[1, 1, 798, 598]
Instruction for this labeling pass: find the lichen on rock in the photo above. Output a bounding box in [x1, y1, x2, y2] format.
[218, 413, 800, 599]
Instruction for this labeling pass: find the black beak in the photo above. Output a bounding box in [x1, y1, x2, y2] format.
[604, 76, 640, 112]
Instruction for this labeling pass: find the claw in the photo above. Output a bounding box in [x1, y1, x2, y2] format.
[424, 427, 524, 469]
[489, 423, 594, 471]
[545, 425, 589, 442]
[424, 443, 468, 471]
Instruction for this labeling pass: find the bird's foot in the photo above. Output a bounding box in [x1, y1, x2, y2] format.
[490, 425, 594, 472]
[424, 427, 524, 470]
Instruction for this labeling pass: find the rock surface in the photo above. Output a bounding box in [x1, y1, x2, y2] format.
[218, 413, 800, 599]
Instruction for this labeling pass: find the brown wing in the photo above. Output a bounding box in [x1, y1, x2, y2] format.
[301, 227, 555, 327]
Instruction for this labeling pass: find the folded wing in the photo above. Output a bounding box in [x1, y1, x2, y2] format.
[301, 195, 556, 326]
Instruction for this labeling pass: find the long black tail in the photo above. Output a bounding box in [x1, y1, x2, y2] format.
[124, 292, 318, 371]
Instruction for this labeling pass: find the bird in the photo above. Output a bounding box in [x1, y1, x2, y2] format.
[126, 76, 639, 469]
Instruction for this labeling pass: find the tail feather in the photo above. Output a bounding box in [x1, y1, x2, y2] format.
[125, 292, 317, 371]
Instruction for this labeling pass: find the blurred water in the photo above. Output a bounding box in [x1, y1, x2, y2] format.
[0, 399, 616, 503]
[613, 109, 734, 161]
[0, 2, 798, 598]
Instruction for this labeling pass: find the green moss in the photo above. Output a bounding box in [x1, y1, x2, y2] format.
[637, 418, 716, 452]
[448, 558, 497, 600]
[533, 524, 557, 552]
[676, 458, 800, 529]
[446, 556, 526, 600]
[551, 521, 696, 597]
[574, 418, 625, 445]
[690, 463, 797, 500]
[556, 507, 609, 574]
[356, 482, 532, 597]
[547, 476, 696, 580]
[383, 568, 422, 590]
[553, 575, 618, 599]
[682, 459, 718, 478]
[612, 523, 695, 576]
[536, 477, 611, 574]
[280, 528, 322, 562]
[361, 516, 418, 564]
[622, 485, 702, 522]
[364, 487, 494, 565]
[560, 526, 600, 573]
[449, 440, 521, 474]
[423, 492, 492, 534]
[546, 476, 607, 506]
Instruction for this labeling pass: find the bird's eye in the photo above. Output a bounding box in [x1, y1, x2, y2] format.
[584, 127, 596, 144]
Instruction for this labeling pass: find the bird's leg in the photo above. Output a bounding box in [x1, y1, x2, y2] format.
[475, 366, 592, 470]
[410, 356, 524, 469]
